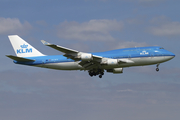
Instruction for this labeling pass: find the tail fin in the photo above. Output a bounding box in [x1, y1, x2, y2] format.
[8, 35, 45, 57]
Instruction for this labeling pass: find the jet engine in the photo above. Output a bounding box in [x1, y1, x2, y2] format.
[78, 53, 93, 61]
[107, 59, 119, 65]
[107, 68, 123, 74]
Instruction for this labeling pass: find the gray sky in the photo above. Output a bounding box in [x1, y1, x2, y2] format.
[0, 0, 180, 120]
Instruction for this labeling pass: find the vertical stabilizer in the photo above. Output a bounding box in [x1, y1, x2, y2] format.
[8, 35, 45, 57]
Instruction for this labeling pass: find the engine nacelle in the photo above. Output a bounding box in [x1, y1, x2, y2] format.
[107, 59, 119, 65]
[107, 68, 123, 74]
[79, 53, 93, 61]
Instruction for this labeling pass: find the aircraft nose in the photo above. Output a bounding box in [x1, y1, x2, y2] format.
[170, 52, 175, 57]
[169, 51, 175, 59]
[163, 50, 175, 61]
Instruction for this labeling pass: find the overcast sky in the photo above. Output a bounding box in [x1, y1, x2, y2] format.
[1, 0, 180, 120]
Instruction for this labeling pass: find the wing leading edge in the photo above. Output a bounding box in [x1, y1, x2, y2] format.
[41, 40, 103, 61]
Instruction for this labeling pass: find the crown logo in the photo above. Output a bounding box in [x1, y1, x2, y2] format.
[20, 44, 28, 48]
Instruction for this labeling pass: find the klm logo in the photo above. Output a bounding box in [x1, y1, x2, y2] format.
[17, 44, 32, 54]
[140, 51, 149, 55]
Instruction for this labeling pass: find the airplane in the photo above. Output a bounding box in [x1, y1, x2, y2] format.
[6, 35, 175, 78]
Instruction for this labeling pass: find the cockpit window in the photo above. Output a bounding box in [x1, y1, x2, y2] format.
[160, 47, 164, 49]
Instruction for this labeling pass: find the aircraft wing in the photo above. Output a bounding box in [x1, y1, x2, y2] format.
[41, 40, 102, 61]
[41, 40, 133, 70]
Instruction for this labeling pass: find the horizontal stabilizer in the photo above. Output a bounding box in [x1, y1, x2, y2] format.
[6, 55, 35, 62]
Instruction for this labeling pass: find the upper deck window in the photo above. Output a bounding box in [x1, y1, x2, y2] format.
[141, 49, 151, 51]
[123, 50, 136, 52]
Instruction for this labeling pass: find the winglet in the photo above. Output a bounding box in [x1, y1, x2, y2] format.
[41, 40, 51, 45]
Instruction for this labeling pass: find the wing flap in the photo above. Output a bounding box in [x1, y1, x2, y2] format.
[6, 55, 35, 62]
[118, 59, 134, 63]
[92, 55, 103, 61]
[79, 61, 98, 70]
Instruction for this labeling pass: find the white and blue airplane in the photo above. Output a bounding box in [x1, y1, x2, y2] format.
[6, 35, 175, 78]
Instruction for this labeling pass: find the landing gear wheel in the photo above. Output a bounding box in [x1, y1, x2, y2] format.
[99, 75, 102, 78]
[156, 64, 160, 72]
[88, 69, 104, 78]
[89, 71, 94, 77]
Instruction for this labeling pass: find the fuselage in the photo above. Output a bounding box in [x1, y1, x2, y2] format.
[13, 46, 175, 70]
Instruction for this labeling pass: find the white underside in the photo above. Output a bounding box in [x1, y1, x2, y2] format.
[35, 56, 174, 70]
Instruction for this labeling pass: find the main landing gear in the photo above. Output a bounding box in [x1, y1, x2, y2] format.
[88, 69, 104, 78]
[156, 64, 160, 72]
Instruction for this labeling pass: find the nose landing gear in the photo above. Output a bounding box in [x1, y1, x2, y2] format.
[156, 64, 160, 72]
